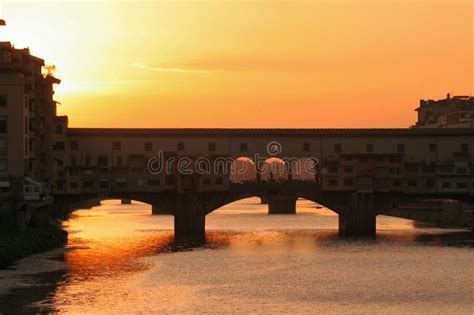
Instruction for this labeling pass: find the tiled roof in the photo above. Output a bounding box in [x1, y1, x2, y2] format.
[66, 128, 474, 137]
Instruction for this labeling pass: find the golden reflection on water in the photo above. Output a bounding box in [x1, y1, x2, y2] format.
[62, 197, 421, 280]
[1, 198, 473, 314]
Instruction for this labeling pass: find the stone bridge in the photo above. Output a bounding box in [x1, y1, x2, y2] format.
[47, 127, 474, 240]
[52, 181, 474, 241]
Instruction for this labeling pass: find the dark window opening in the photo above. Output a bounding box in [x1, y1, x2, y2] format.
[0, 95, 7, 107]
[113, 141, 121, 151]
[208, 142, 216, 152]
[328, 179, 338, 186]
[165, 175, 176, 185]
[70, 140, 79, 150]
[397, 144, 405, 153]
[145, 142, 153, 152]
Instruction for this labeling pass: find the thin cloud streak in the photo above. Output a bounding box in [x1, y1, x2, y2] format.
[130, 62, 214, 74]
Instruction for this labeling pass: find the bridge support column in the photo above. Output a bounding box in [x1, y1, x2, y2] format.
[339, 193, 376, 238]
[121, 198, 132, 205]
[267, 195, 297, 214]
[174, 192, 206, 242]
[260, 196, 268, 204]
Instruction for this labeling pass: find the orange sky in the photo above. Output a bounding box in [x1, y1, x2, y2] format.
[1, 0, 472, 128]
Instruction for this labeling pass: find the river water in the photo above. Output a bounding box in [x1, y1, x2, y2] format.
[0, 198, 473, 314]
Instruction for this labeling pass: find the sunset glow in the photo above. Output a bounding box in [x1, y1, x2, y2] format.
[1, 0, 472, 127]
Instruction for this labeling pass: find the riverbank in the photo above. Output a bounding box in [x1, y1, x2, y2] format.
[0, 205, 67, 269]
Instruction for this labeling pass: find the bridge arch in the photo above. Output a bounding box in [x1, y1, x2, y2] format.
[52, 193, 177, 217]
[201, 190, 343, 216]
[229, 156, 257, 182]
[260, 157, 288, 181]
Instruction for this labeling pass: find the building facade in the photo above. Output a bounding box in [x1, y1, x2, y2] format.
[49, 128, 474, 197]
[0, 41, 60, 199]
[414, 94, 474, 128]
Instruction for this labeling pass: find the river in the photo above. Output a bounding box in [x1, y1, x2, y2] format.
[1, 198, 473, 314]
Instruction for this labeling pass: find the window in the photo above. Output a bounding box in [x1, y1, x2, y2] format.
[83, 180, 94, 188]
[441, 182, 450, 189]
[40, 153, 46, 163]
[55, 124, 63, 135]
[461, 143, 469, 153]
[177, 142, 185, 151]
[456, 168, 467, 175]
[303, 143, 310, 152]
[0, 117, 6, 134]
[328, 179, 338, 186]
[53, 142, 65, 151]
[203, 178, 211, 185]
[113, 141, 121, 151]
[99, 180, 109, 189]
[0, 159, 6, 172]
[344, 178, 353, 186]
[407, 180, 417, 187]
[70, 182, 79, 189]
[70, 155, 77, 166]
[70, 140, 79, 150]
[97, 156, 108, 167]
[147, 179, 160, 186]
[328, 167, 338, 173]
[56, 180, 65, 190]
[393, 180, 401, 187]
[366, 144, 374, 153]
[456, 182, 467, 189]
[145, 142, 153, 152]
[359, 157, 368, 163]
[85, 155, 91, 167]
[240, 143, 248, 152]
[429, 143, 437, 153]
[0, 95, 7, 107]
[69, 169, 79, 176]
[390, 168, 402, 175]
[57, 159, 63, 166]
[208, 142, 216, 152]
[334, 144, 341, 153]
[344, 166, 353, 173]
[407, 165, 418, 174]
[422, 165, 435, 174]
[165, 175, 176, 185]
[397, 144, 405, 153]
[389, 156, 402, 163]
[215, 177, 224, 185]
[376, 156, 386, 162]
[425, 179, 434, 188]
[0, 138, 6, 155]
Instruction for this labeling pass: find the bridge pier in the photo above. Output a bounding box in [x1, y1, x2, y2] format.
[338, 193, 376, 238]
[174, 192, 206, 242]
[267, 195, 297, 214]
[260, 196, 268, 204]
